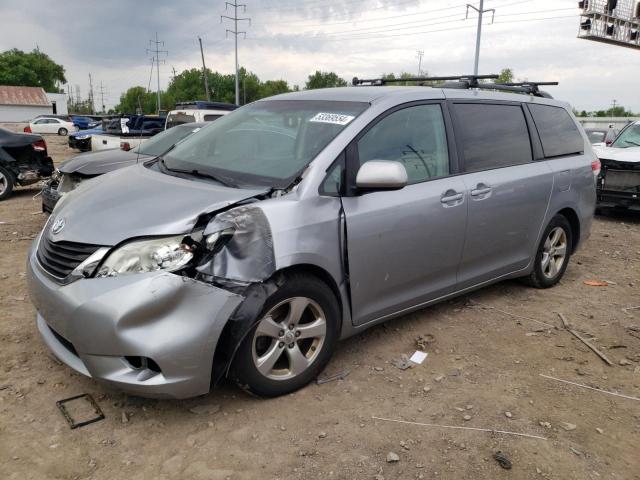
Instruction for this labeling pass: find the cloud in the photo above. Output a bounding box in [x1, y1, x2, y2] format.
[0, 0, 637, 111]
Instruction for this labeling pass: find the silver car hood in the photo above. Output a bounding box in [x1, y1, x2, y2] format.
[49, 164, 267, 245]
[594, 145, 640, 163]
[58, 148, 146, 176]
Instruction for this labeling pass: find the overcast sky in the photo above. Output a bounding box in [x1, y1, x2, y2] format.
[0, 0, 638, 112]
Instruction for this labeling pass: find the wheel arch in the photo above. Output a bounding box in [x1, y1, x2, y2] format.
[556, 207, 580, 254]
[211, 263, 344, 386]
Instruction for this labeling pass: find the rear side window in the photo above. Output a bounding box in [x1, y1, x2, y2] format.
[453, 103, 532, 172]
[528, 104, 583, 157]
[203, 114, 223, 122]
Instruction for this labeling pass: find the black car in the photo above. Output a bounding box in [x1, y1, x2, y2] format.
[0, 128, 54, 201]
[42, 122, 206, 212]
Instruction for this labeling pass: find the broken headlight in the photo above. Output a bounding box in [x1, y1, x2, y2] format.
[95, 235, 194, 277]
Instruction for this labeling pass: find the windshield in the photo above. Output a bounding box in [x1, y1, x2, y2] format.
[611, 123, 640, 148]
[136, 125, 200, 157]
[586, 130, 605, 144]
[162, 100, 369, 188]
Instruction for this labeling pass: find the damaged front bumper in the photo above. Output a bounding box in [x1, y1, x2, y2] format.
[26, 241, 244, 399]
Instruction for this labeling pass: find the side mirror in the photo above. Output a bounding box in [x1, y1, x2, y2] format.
[355, 160, 408, 191]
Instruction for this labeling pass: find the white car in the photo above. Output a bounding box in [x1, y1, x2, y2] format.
[27, 117, 77, 136]
[165, 101, 238, 129]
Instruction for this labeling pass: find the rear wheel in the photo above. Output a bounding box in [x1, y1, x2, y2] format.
[0, 166, 15, 201]
[524, 214, 572, 288]
[230, 273, 339, 397]
[58, 128, 68, 136]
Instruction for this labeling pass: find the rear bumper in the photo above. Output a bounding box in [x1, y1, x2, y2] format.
[597, 189, 640, 210]
[26, 238, 244, 399]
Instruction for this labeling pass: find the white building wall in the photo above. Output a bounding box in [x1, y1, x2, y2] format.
[0, 105, 52, 122]
[46, 93, 68, 115]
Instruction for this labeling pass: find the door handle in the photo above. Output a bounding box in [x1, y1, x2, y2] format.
[470, 184, 492, 197]
[441, 192, 463, 203]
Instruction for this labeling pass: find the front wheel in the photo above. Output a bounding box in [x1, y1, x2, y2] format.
[58, 128, 68, 136]
[0, 166, 15, 201]
[230, 273, 340, 397]
[524, 214, 572, 288]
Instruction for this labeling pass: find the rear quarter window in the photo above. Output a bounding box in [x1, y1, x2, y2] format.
[528, 104, 583, 158]
[453, 103, 532, 172]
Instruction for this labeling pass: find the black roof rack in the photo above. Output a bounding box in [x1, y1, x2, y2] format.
[352, 74, 499, 87]
[352, 75, 558, 98]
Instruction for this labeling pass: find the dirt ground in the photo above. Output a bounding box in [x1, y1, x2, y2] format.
[1, 128, 639, 480]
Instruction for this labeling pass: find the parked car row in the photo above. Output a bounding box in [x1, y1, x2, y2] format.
[27, 82, 598, 400]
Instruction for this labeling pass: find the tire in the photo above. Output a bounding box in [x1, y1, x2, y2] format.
[0, 166, 15, 201]
[230, 273, 340, 397]
[524, 214, 573, 289]
[58, 128, 68, 136]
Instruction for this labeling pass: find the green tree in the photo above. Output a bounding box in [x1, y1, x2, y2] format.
[114, 86, 158, 114]
[305, 71, 348, 90]
[0, 48, 66, 92]
[496, 68, 514, 83]
[259, 79, 290, 98]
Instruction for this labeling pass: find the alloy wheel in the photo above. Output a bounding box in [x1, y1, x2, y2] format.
[541, 226, 567, 279]
[0, 171, 6, 195]
[252, 297, 327, 381]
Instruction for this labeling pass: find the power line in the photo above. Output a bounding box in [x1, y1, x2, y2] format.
[221, 1, 251, 105]
[146, 32, 168, 113]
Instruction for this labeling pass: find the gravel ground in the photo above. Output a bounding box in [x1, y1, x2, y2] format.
[1, 128, 639, 480]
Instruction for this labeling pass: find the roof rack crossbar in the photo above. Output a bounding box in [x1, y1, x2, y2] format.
[352, 74, 499, 86]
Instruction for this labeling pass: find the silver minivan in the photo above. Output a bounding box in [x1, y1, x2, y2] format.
[27, 83, 598, 399]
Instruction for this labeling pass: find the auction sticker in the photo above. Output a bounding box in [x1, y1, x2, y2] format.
[310, 112, 355, 125]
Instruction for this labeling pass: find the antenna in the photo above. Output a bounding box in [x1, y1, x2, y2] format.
[221, 1, 251, 105]
[147, 32, 168, 114]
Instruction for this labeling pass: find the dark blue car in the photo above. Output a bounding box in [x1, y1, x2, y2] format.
[72, 116, 101, 130]
[68, 125, 103, 151]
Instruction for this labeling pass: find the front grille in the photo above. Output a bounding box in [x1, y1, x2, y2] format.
[37, 235, 102, 279]
[604, 170, 640, 193]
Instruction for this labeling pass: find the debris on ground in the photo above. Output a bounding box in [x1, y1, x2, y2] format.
[583, 280, 609, 287]
[316, 369, 351, 384]
[415, 334, 435, 350]
[409, 351, 428, 365]
[390, 355, 412, 370]
[556, 313, 613, 366]
[505, 411, 513, 418]
[188, 404, 221, 415]
[561, 422, 577, 431]
[540, 374, 640, 402]
[56, 393, 105, 429]
[386, 452, 400, 463]
[493, 451, 512, 470]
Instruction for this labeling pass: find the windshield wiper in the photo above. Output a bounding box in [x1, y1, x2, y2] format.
[160, 159, 238, 188]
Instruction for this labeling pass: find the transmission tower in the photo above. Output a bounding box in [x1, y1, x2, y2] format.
[221, 1, 251, 105]
[147, 32, 168, 113]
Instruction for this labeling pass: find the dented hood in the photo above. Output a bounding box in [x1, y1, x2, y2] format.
[58, 148, 145, 176]
[594, 145, 640, 163]
[49, 163, 267, 245]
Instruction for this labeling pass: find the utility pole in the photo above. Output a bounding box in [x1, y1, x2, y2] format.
[88, 73, 95, 114]
[416, 50, 424, 76]
[97, 81, 108, 113]
[466, 1, 495, 75]
[147, 32, 168, 114]
[221, 1, 251, 105]
[198, 37, 211, 102]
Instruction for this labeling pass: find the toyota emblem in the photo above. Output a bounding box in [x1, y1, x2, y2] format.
[51, 217, 65, 235]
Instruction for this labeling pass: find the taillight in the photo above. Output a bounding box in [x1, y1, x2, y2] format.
[591, 159, 601, 176]
[24, 126, 32, 133]
[32, 139, 47, 152]
[120, 141, 131, 151]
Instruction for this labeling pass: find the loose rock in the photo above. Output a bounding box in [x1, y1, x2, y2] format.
[560, 422, 577, 431]
[386, 451, 400, 463]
